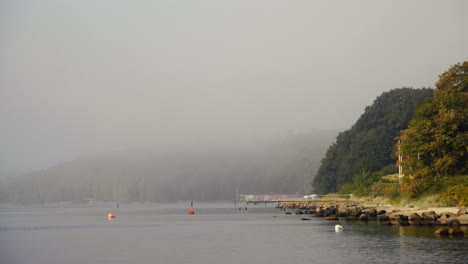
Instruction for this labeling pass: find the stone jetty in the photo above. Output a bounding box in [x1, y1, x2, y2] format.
[279, 201, 468, 229]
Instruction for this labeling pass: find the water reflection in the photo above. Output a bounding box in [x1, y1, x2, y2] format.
[331, 221, 467, 264]
[398, 225, 468, 238]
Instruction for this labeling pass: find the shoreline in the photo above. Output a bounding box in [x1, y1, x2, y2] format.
[280, 201, 468, 231]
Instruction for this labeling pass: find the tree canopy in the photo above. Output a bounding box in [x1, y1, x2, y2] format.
[398, 62, 468, 197]
[312, 88, 434, 194]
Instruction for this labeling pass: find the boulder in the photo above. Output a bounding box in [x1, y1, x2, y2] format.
[377, 215, 390, 221]
[422, 211, 438, 219]
[355, 211, 364, 218]
[425, 210, 437, 215]
[438, 214, 450, 225]
[359, 214, 369, 221]
[385, 213, 394, 220]
[456, 208, 467, 216]
[315, 207, 324, 217]
[434, 228, 449, 236]
[394, 214, 409, 222]
[439, 212, 453, 218]
[324, 207, 336, 217]
[336, 208, 348, 217]
[448, 228, 464, 237]
[457, 214, 468, 225]
[422, 215, 437, 222]
[377, 210, 387, 215]
[409, 213, 422, 221]
[446, 218, 461, 227]
[325, 215, 339, 221]
[347, 207, 361, 216]
[392, 214, 409, 225]
[366, 208, 377, 217]
[363, 209, 377, 220]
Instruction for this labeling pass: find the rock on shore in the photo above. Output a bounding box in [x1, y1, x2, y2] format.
[283, 203, 468, 226]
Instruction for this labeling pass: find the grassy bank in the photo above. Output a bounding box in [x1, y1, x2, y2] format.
[338, 174, 468, 207]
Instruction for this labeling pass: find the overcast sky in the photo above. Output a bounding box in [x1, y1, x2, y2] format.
[1, 0, 467, 175]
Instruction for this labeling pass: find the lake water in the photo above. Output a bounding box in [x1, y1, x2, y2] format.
[1, 203, 466, 264]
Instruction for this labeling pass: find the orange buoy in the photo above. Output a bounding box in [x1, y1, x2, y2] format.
[108, 213, 116, 219]
[188, 210, 195, 215]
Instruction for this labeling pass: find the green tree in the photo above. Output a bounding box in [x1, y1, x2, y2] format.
[398, 62, 468, 196]
[313, 88, 434, 194]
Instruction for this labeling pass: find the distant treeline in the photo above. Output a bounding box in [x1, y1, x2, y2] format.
[0, 131, 335, 204]
[312, 87, 434, 194]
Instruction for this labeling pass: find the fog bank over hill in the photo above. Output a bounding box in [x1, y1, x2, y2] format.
[0, 131, 338, 203]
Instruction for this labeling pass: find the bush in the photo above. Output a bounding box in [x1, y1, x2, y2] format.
[436, 175, 468, 206]
[379, 165, 398, 176]
[339, 183, 354, 194]
[373, 182, 398, 196]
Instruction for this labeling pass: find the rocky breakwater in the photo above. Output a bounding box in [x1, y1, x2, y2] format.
[285, 204, 467, 237]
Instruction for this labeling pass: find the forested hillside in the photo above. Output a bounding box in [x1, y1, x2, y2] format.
[0, 131, 336, 204]
[398, 62, 467, 204]
[312, 88, 434, 194]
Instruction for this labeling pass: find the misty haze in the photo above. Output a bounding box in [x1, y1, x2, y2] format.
[1, 1, 467, 264]
[0, 1, 466, 201]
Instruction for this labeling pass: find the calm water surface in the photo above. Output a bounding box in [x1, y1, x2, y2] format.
[0, 203, 466, 264]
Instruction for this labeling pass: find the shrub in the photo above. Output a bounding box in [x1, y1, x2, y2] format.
[339, 183, 354, 194]
[437, 175, 468, 206]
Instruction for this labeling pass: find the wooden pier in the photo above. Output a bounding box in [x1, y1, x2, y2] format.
[279, 199, 359, 209]
[238, 194, 358, 209]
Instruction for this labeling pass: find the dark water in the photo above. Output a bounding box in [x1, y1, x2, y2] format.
[0, 203, 466, 264]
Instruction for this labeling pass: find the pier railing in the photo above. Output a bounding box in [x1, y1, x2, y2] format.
[238, 194, 356, 207]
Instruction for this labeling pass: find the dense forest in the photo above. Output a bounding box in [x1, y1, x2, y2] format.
[312, 88, 434, 194]
[398, 62, 467, 204]
[312, 62, 467, 206]
[0, 131, 336, 204]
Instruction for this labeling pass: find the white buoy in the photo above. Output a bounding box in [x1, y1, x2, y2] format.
[335, 224, 343, 232]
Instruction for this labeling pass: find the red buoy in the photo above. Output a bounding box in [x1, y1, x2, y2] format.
[108, 213, 116, 219]
[188, 210, 195, 215]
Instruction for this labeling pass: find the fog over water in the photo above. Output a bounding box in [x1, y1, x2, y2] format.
[1, 0, 467, 176]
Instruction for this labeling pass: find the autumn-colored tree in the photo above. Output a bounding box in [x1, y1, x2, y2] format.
[398, 62, 468, 196]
